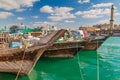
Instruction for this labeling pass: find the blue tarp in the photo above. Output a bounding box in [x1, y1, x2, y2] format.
[9, 42, 22, 47]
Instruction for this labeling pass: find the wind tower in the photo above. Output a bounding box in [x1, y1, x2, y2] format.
[110, 4, 114, 30]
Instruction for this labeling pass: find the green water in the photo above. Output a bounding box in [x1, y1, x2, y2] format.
[0, 37, 120, 80]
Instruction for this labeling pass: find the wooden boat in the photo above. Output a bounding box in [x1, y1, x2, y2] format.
[0, 29, 67, 75]
[42, 30, 85, 58]
[42, 40, 86, 58]
[82, 36, 108, 50]
[42, 35, 108, 58]
[42, 30, 120, 58]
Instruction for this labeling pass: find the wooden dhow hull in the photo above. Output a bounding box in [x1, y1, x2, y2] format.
[43, 48, 81, 58]
[42, 36, 108, 58]
[0, 47, 46, 75]
[0, 29, 68, 75]
[42, 41, 86, 58]
[83, 37, 108, 50]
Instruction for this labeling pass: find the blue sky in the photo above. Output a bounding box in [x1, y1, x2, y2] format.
[0, 0, 120, 29]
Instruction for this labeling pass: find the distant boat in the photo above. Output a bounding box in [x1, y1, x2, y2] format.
[0, 29, 67, 75]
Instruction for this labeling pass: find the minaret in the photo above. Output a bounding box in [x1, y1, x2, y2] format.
[110, 5, 114, 30]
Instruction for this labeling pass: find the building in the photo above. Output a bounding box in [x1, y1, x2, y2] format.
[110, 5, 114, 30]
[93, 24, 120, 30]
[93, 5, 115, 30]
[79, 26, 100, 32]
[93, 23, 110, 30]
[9, 24, 26, 33]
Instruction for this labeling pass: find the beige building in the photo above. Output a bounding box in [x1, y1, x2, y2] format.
[93, 23, 120, 30]
[79, 26, 100, 32]
[93, 23, 110, 30]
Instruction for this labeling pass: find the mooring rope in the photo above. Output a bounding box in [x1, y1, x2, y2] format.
[15, 47, 27, 80]
[76, 40, 84, 80]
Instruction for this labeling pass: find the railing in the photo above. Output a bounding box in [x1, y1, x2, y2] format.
[0, 32, 10, 43]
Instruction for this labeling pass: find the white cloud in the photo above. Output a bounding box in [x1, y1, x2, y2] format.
[92, 3, 113, 8]
[82, 15, 101, 18]
[78, 0, 90, 4]
[32, 16, 39, 18]
[33, 21, 56, 27]
[0, 12, 14, 19]
[40, 6, 76, 21]
[75, 11, 82, 15]
[17, 17, 25, 20]
[0, 0, 40, 10]
[76, 9, 110, 15]
[115, 13, 120, 16]
[40, 5, 53, 13]
[75, 2, 119, 19]
[64, 20, 75, 23]
[48, 12, 75, 21]
[16, 9, 26, 12]
[98, 19, 109, 24]
[75, 8, 111, 18]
